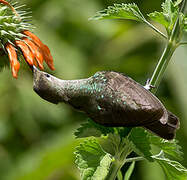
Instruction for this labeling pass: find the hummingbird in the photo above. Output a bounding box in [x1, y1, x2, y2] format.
[33, 66, 179, 140]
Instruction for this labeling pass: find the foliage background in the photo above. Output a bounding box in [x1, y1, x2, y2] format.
[0, 0, 186, 179]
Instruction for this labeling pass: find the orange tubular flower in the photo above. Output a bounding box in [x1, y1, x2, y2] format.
[23, 30, 55, 70]
[23, 38, 44, 70]
[5, 43, 20, 79]
[13, 32, 54, 77]
[15, 40, 34, 66]
[42, 44, 55, 71]
[0, 0, 55, 78]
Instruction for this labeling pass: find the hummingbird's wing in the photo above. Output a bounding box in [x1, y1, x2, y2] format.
[93, 71, 167, 127]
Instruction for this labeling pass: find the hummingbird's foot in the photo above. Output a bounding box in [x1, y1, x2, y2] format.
[144, 79, 155, 90]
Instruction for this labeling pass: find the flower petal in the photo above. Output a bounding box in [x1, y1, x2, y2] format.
[41, 44, 55, 70]
[23, 38, 44, 70]
[22, 30, 55, 70]
[5, 43, 20, 78]
[22, 30, 42, 48]
[15, 40, 34, 66]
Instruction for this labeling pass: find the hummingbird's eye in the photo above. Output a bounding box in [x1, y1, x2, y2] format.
[45, 73, 50, 78]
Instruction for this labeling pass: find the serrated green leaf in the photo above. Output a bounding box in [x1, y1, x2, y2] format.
[148, 0, 179, 35]
[149, 135, 183, 161]
[174, 0, 183, 7]
[118, 127, 133, 138]
[162, 0, 177, 16]
[183, 16, 187, 31]
[75, 138, 113, 180]
[99, 133, 121, 156]
[124, 161, 135, 180]
[90, 3, 145, 22]
[74, 122, 102, 138]
[153, 155, 187, 180]
[148, 11, 170, 28]
[128, 128, 153, 162]
[75, 119, 114, 138]
[92, 154, 113, 180]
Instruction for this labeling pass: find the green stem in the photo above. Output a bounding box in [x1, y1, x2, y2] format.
[107, 145, 132, 180]
[117, 171, 123, 180]
[144, 20, 167, 39]
[107, 160, 122, 180]
[179, 42, 187, 45]
[125, 151, 163, 163]
[148, 42, 177, 92]
[148, 0, 187, 92]
[125, 156, 144, 163]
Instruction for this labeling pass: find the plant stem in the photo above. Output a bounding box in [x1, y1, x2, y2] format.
[125, 151, 163, 163]
[117, 171, 123, 180]
[180, 42, 187, 45]
[148, 42, 177, 92]
[107, 144, 132, 180]
[125, 156, 145, 163]
[144, 20, 167, 39]
[148, 0, 187, 92]
[107, 160, 123, 180]
[180, 0, 187, 13]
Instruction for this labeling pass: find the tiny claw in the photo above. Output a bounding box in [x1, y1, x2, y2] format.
[144, 78, 155, 90]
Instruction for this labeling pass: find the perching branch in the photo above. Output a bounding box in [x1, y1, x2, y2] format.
[148, 0, 187, 91]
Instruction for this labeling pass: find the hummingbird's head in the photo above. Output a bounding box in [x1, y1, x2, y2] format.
[33, 66, 63, 104]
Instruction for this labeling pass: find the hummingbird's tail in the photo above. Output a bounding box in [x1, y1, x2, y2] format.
[144, 111, 180, 140]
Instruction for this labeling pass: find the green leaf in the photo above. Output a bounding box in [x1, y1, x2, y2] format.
[124, 161, 135, 180]
[183, 16, 187, 31]
[92, 154, 113, 180]
[148, 0, 179, 35]
[90, 3, 145, 22]
[118, 127, 133, 138]
[75, 138, 113, 180]
[74, 119, 114, 138]
[149, 135, 183, 161]
[99, 133, 121, 156]
[174, 0, 183, 7]
[153, 154, 187, 180]
[128, 128, 153, 162]
[148, 11, 170, 29]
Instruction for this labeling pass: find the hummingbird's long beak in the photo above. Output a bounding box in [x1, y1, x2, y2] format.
[32, 65, 39, 73]
[33, 65, 41, 87]
[32, 66, 63, 104]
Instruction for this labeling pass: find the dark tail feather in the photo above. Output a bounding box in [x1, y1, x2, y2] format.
[144, 111, 180, 140]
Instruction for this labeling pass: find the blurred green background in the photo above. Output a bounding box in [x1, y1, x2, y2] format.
[0, 0, 187, 179]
